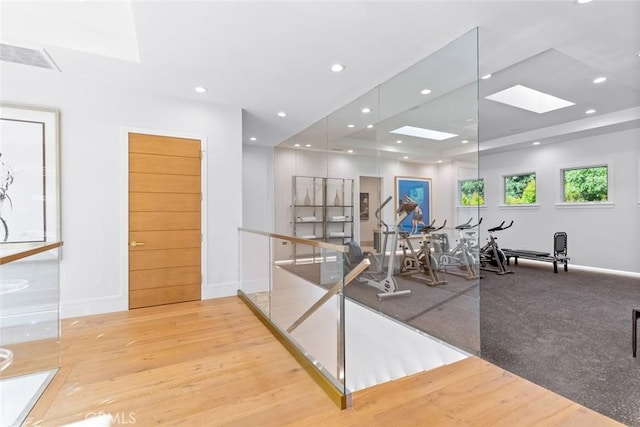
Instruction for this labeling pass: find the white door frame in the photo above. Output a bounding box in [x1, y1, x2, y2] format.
[120, 126, 208, 308]
[357, 175, 383, 245]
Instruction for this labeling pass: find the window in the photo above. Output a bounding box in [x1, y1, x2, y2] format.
[459, 179, 484, 206]
[563, 166, 608, 202]
[504, 173, 536, 204]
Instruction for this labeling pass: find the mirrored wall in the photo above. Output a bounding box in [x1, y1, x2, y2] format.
[273, 28, 480, 355]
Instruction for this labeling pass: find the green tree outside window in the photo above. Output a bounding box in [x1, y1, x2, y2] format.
[460, 179, 484, 206]
[563, 166, 608, 202]
[505, 173, 536, 204]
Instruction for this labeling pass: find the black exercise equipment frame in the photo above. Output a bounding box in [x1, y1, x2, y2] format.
[503, 232, 569, 274]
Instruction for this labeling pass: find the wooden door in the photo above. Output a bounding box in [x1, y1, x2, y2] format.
[128, 133, 202, 309]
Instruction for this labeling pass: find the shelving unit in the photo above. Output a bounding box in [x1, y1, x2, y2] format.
[292, 176, 354, 260]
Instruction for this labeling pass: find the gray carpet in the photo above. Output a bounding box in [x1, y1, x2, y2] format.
[480, 262, 640, 426]
[281, 259, 640, 425]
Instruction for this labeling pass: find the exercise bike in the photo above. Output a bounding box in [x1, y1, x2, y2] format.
[399, 220, 447, 286]
[479, 220, 513, 275]
[432, 218, 481, 280]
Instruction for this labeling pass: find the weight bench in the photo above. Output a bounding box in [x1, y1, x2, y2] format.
[503, 232, 569, 274]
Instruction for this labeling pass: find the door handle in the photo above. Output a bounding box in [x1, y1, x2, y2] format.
[130, 241, 145, 247]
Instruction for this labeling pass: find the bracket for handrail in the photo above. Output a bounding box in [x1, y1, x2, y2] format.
[0, 348, 14, 371]
[287, 258, 371, 333]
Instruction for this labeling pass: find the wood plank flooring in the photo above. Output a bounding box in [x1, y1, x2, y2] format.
[22, 297, 620, 426]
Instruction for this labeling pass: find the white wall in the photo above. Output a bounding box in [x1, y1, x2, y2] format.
[269, 148, 447, 259]
[242, 144, 274, 231]
[478, 128, 640, 273]
[1, 63, 242, 318]
[251, 127, 640, 273]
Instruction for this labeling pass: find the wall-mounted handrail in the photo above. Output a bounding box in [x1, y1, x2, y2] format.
[0, 241, 63, 266]
[287, 258, 370, 333]
[239, 228, 347, 253]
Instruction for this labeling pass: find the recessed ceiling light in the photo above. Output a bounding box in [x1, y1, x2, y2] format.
[592, 76, 607, 84]
[194, 86, 207, 93]
[305, 144, 312, 147]
[420, 88, 432, 95]
[585, 109, 596, 114]
[331, 63, 345, 73]
[636, 52, 640, 58]
[403, 156, 409, 160]
[461, 140, 469, 144]
[249, 137, 257, 141]
[367, 124, 374, 129]
[294, 143, 300, 147]
[481, 74, 492, 80]
[485, 84, 575, 114]
[532, 141, 541, 146]
[362, 108, 371, 114]
[396, 140, 403, 144]
[277, 111, 287, 117]
[347, 150, 354, 153]
[575, 0, 593, 4]
[347, 124, 355, 128]
[390, 125, 458, 141]
[437, 160, 443, 163]
[466, 118, 475, 122]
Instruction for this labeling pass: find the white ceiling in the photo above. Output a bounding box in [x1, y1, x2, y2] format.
[1, 1, 639, 154]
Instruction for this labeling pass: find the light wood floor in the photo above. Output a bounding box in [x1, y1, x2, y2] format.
[22, 297, 619, 426]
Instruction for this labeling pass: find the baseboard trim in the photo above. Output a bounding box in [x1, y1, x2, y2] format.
[570, 263, 640, 279]
[60, 282, 239, 319]
[237, 290, 351, 409]
[515, 258, 640, 279]
[61, 295, 127, 319]
[202, 281, 238, 299]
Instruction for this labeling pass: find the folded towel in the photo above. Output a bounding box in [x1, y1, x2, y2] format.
[330, 216, 346, 221]
[301, 235, 316, 239]
[329, 231, 345, 237]
[297, 216, 317, 222]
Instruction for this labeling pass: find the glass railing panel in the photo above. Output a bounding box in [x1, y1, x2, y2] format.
[238, 229, 271, 316]
[267, 27, 479, 395]
[271, 239, 345, 391]
[359, 27, 480, 355]
[0, 242, 61, 427]
[238, 229, 349, 398]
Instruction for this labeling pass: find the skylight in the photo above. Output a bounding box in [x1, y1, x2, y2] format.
[390, 125, 458, 141]
[485, 85, 575, 114]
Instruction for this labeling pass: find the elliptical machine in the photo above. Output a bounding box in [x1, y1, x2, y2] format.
[345, 195, 413, 299]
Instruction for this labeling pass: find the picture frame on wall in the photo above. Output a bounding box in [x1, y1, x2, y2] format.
[0, 104, 60, 244]
[394, 176, 431, 234]
[360, 192, 369, 221]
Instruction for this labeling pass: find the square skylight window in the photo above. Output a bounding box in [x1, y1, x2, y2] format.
[485, 85, 575, 114]
[390, 125, 458, 141]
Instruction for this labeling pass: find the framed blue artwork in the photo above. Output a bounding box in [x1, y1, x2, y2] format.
[395, 176, 431, 234]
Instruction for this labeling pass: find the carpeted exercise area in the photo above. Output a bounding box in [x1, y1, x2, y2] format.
[480, 261, 640, 426]
[281, 258, 640, 425]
